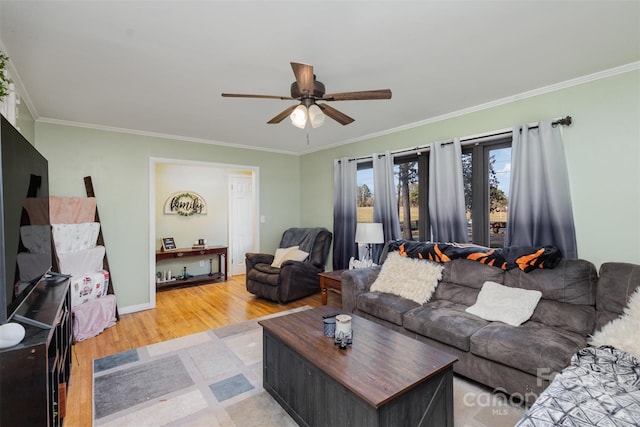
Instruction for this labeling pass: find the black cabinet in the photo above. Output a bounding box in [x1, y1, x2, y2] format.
[0, 278, 72, 426]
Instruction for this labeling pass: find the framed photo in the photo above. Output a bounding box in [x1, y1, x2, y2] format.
[162, 237, 177, 251]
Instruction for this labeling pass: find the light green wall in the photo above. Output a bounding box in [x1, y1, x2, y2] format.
[34, 123, 300, 311]
[20, 69, 640, 311]
[300, 70, 640, 269]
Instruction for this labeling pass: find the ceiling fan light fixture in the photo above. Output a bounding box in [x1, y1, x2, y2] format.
[308, 104, 325, 128]
[222, 61, 391, 127]
[290, 104, 307, 128]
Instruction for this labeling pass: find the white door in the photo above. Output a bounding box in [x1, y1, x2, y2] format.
[229, 174, 256, 275]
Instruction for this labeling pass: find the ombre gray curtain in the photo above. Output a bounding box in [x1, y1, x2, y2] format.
[333, 157, 358, 269]
[428, 138, 469, 243]
[372, 151, 401, 263]
[506, 122, 577, 258]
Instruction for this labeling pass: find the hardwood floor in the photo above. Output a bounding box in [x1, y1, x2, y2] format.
[64, 274, 342, 427]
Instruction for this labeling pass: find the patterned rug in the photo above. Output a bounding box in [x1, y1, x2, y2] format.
[93, 306, 525, 426]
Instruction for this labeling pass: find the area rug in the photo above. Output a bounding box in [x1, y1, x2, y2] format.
[93, 306, 525, 427]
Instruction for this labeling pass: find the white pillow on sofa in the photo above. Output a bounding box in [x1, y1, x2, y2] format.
[466, 281, 542, 327]
[590, 287, 640, 360]
[271, 246, 309, 268]
[370, 251, 444, 304]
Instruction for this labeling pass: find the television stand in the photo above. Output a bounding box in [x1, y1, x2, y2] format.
[12, 313, 52, 330]
[0, 277, 72, 426]
[10, 274, 70, 329]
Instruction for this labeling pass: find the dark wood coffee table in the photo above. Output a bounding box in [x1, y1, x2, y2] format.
[259, 306, 458, 427]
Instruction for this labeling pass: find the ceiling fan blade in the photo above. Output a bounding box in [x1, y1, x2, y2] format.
[290, 62, 314, 94]
[322, 89, 392, 101]
[318, 103, 354, 126]
[221, 93, 293, 100]
[267, 105, 298, 124]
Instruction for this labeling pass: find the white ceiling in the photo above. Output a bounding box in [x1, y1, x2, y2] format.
[1, 1, 639, 154]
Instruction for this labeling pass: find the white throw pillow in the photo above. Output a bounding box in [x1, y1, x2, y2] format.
[590, 287, 640, 360]
[370, 252, 444, 304]
[466, 281, 542, 327]
[271, 246, 308, 268]
[271, 246, 298, 267]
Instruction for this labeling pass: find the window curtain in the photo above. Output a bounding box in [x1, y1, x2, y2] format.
[506, 122, 577, 258]
[372, 151, 401, 263]
[428, 138, 469, 243]
[333, 157, 358, 269]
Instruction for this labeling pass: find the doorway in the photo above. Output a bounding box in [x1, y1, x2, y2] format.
[229, 173, 256, 275]
[149, 157, 259, 307]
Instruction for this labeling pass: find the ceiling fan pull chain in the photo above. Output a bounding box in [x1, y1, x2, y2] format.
[307, 132, 310, 145]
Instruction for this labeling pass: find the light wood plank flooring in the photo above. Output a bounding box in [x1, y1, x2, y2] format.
[64, 274, 342, 426]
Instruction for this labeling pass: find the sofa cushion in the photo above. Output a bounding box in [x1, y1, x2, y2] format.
[529, 299, 595, 335]
[432, 282, 480, 306]
[595, 262, 640, 331]
[356, 292, 420, 326]
[370, 252, 444, 304]
[465, 281, 542, 327]
[504, 258, 597, 305]
[470, 321, 586, 376]
[442, 259, 505, 290]
[403, 300, 490, 351]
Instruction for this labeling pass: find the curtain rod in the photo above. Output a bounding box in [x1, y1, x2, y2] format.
[459, 115, 573, 145]
[400, 115, 573, 152]
[343, 115, 572, 162]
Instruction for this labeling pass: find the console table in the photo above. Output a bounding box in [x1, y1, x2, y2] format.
[156, 245, 227, 289]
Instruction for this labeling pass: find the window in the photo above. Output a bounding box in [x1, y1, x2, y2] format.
[354, 135, 510, 247]
[463, 137, 511, 247]
[356, 161, 374, 223]
[394, 153, 428, 241]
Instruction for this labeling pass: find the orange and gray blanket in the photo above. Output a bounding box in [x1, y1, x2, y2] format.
[387, 240, 561, 272]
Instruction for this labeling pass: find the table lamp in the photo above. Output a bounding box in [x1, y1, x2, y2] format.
[355, 223, 384, 262]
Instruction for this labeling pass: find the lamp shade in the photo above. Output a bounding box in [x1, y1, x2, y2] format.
[308, 104, 325, 128]
[355, 223, 384, 244]
[290, 105, 307, 128]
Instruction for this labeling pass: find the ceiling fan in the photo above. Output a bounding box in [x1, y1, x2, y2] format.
[221, 62, 392, 128]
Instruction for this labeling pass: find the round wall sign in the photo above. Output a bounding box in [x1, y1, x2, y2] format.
[164, 192, 207, 216]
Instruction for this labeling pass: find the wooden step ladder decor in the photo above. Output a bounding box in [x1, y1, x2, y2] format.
[84, 176, 119, 320]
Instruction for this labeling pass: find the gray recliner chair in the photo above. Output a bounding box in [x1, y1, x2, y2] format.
[245, 227, 332, 303]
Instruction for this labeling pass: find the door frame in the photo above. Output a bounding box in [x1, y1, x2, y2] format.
[228, 173, 258, 276]
[149, 157, 260, 308]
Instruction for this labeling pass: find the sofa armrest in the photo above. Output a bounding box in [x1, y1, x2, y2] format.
[246, 252, 275, 272]
[278, 261, 323, 302]
[341, 266, 381, 313]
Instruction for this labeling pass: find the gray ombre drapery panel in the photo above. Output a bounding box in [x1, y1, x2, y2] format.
[333, 157, 358, 269]
[506, 121, 578, 258]
[372, 151, 401, 263]
[428, 138, 469, 242]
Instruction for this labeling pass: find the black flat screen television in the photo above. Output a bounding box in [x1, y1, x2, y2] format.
[0, 114, 52, 325]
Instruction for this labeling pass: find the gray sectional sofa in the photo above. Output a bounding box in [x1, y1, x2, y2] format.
[341, 242, 639, 404]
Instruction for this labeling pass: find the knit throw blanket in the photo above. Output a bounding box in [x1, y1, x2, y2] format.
[387, 240, 561, 272]
[280, 227, 326, 254]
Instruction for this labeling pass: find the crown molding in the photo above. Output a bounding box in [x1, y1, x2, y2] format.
[300, 61, 640, 155]
[30, 61, 640, 157]
[36, 117, 300, 156]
